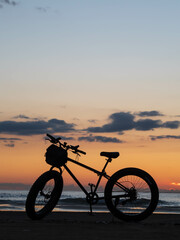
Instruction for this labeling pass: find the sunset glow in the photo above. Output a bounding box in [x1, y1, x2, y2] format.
[0, 1, 180, 191]
[171, 183, 180, 186]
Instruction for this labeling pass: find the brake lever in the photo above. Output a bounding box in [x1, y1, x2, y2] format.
[45, 138, 51, 142]
[72, 150, 80, 156]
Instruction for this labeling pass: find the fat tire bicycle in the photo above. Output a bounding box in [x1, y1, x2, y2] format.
[26, 134, 159, 221]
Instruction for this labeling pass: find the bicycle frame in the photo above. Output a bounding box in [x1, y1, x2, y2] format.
[62, 157, 129, 200]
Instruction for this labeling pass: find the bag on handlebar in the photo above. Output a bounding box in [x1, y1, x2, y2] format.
[45, 144, 67, 167]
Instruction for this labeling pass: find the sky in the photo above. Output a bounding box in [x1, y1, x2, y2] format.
[0, 0, 180, 190]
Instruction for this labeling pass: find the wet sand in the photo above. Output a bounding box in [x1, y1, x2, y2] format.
[0, 211, 180, 240]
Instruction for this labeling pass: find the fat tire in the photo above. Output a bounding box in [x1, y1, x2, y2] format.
[26, 170, 63, 220]
[105, 168, 159, 221]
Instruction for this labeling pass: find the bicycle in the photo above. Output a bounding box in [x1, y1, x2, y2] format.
[25, 133, 159, 221]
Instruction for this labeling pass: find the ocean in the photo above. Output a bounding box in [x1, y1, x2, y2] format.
[0, 190, 180, 214]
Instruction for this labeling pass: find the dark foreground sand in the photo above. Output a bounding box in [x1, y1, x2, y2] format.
[0, 211, 180, 240]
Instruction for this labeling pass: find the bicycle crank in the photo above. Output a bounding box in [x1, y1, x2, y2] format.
[86, 192, 99, 205]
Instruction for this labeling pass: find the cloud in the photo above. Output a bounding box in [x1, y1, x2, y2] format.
[0, 137, 22, 141]
[1, 111, 180, 145]
[73, 118, 80, 121]
[88, 119, 97, 124]
[48, 136, 75, 141]
[136, 111, 164, 117]
[118, 132, 124, 135]
[0, 119, 75, 136]
[4, 143, 15, 147]
[78, 134, 124, 143]
[13, 114, 40, 121]
[135, 119, 162, 131]
[86, 112, 180, 133]
[13, 114, 30, 119]
[35, 6, 48, 13]
[0, 0, 18, 7]
[162, 121, 180, 129]
[87, 112, 135, 133]
[0, 137, 22, 147]
[150, 135, 180, 141]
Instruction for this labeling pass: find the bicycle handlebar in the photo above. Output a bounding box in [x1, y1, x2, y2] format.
[46, 133, 86, 155]
[46, 133, 61, 144]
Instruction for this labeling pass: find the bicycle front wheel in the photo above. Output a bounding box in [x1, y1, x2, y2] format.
[26, 170, 63, 220]
[105, 168, 159, 221]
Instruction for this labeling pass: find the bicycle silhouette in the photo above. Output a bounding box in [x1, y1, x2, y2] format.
[26, 134, 159, 221]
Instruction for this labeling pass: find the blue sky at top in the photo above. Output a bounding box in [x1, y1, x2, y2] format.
[0, 0, 180, 117]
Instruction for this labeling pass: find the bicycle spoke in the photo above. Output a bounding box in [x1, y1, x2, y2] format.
[106, 172, 155, 218]
[34, 179, 55, 212]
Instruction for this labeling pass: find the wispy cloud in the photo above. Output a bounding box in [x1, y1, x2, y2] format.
[35, 6, 49, 13]
[13, 114, 40, 121]
[88, 119, 97, 124]
[78, 134, 124, 143]
[0, 137, 22, 141]
[135, 110, 164, 117]
[4, 143, 15, 147]
[0, 0, 18, 7]
[0, 137, 22, 147]
[150, 135, 180, 141]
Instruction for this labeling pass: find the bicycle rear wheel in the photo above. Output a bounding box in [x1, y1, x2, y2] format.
[26, 170, 63, 220]
[105, 168, 159, 221]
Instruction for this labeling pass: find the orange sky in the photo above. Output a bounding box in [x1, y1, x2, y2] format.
[0, 129, 180, 191]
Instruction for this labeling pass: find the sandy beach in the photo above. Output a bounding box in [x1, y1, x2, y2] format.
[0, 211, 180, 240]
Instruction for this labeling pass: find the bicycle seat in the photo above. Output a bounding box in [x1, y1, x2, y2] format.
[100, 152, 119, 159]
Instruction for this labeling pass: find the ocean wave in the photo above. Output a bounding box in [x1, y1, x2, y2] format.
[59, 197, 106, 205]
[0, 199, 25, 206]
[0, 190, 180, 212]
[158, 199, 180, 207]
[0, 196, 180, 207]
